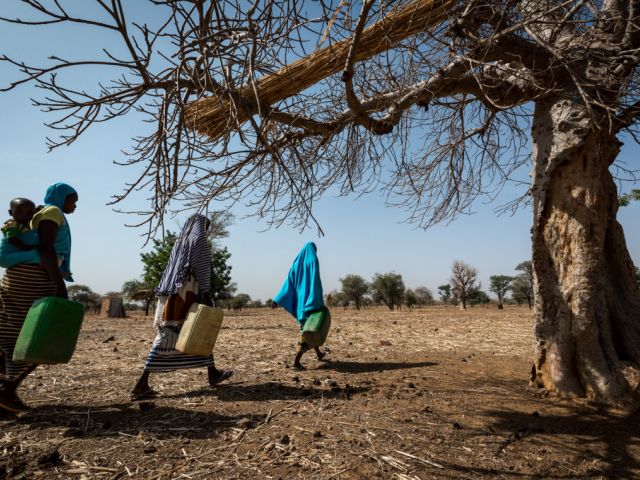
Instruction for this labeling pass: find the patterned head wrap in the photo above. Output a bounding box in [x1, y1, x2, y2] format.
[156, 214, 211, 296]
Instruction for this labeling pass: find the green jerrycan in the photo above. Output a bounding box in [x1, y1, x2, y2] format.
[13, 297, 85, 365]
[302, 306, 331, 347]
[176, 304, 224, 356]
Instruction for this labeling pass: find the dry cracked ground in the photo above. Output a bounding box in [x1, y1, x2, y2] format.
[1, 306, 639, 479]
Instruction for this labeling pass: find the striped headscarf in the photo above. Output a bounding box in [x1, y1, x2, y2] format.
[156, 214, 211, 296]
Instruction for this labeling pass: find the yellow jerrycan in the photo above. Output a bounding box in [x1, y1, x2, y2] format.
[176, 304, 224, 356]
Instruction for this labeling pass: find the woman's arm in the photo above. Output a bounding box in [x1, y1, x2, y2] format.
[38, 219, 67, 299]
[191, 246, 212, 306]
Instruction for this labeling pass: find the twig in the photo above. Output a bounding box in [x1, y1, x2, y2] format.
[318, 419, 400, 432]
[397, 450, 445, 469]
[326, 467, 351, 479]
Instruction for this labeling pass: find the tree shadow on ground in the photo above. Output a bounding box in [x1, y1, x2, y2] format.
[313, 360, 438, 374]
[442, 376, 640, 478]
[8, 402, 265, 440]
[482, 404, 640, 478]
[175, 381, 370, 402]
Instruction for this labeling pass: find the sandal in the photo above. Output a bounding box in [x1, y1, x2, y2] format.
[209, 370, 233, 387]
[129, 389, 159, 401]
[292, 365, 307, 371]
[0, 406, 14, 418]
[316, 352, 328, 361]
[0, 396, 30, 414]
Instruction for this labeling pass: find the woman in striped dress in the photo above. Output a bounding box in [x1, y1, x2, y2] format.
[0, 183, 78, 414]
[131, 214, 232, 399]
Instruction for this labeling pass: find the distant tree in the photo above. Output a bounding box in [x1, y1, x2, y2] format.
[370, 272, 405, 311]
[361, 296, 373, 308]
[141, 231, 178, 292]
[489, 275, 513, 308]
[450, 261, 480, 311]
[619, 189, 640, 207]
[450, 294, 460, 307]
[249, 299, 263, 309]
[124, 302, 143, 312]
[339, 274, 369, 310]
[469, 290, 491, 307]
[265, 298, 274, 308]
[333, 291, 350, 310]
[510, 260, 534, 309]
[404, 289, 417, 311]
[68, 285, 101, 311]
[414, 286, 433, 307]
[510, 286, 527, 307]
[103, 291, 123, 299]
[438, 285, 452, 307]
[233, 293, 251, 310]
[515, 261, 534, 284]
[122, 279, 156, 316]
[510, 276, 533, 309]
[209, 247, 233, 307]
[224, 282, 238, 311]
[67, 284, 92, 304]
[207, 210, 236, 250]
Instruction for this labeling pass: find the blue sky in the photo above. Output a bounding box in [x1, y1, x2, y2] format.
[0, 2, 638, 302]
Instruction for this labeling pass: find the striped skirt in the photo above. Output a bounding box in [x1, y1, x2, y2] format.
[143, 325, 216, 373]
[0, 265, 55, 381]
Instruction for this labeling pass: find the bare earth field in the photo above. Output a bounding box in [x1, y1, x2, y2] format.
[1, 306, 639, 479]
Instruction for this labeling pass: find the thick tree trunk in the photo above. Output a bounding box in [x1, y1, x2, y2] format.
[530, 97, 640, 409]
[459, 299, 466, 310]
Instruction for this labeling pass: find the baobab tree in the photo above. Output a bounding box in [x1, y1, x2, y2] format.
[450, 260, 480, 310]
[2, 0, 640, 407]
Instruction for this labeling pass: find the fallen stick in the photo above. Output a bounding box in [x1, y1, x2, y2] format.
[318, 419, 400, 433]
[396, 450, 444, 469]
[258, 393, 322, 427]
[327, 467, 351, 479]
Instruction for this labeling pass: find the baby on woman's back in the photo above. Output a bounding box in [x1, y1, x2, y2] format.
[2, 198, 40, 251]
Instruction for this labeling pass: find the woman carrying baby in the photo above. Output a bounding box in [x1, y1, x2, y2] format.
[0, 183, 78, 414]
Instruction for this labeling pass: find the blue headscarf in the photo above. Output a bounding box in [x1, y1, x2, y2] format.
[274, 242, 324, 324]
[44, 183, 76, 282]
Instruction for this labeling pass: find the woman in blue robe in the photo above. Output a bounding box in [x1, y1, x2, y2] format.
[273, 242, 327, 370]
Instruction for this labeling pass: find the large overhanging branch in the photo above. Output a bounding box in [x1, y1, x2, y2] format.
[184, 0, 464, 139]
[4, 0, 640, 241]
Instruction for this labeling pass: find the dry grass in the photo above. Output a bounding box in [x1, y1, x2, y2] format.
[2, 306, 639, 479]
[185, 0, 459, 139]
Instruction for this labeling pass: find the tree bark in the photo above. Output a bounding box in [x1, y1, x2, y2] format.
[530, 96, 640, 409]
[459, 299, 466, 310]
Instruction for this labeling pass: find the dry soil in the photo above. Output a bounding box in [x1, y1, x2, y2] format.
[1, 306, 639, 479]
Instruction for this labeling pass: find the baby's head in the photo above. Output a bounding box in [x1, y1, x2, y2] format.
[9, 198, 36, 225]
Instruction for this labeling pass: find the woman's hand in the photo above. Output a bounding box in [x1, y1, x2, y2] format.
[201, 292, 213, 307]
[54, 286, 69, 300]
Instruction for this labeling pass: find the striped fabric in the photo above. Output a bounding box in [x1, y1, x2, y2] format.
[0, 264, 55, 381]
[156, 214, 211, 296]
[143, 325, 216, 372]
